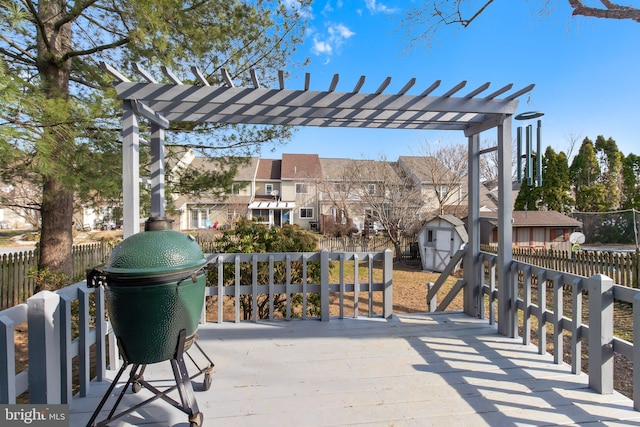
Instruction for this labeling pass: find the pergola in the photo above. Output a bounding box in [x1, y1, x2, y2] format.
[102, 62, 535, 338]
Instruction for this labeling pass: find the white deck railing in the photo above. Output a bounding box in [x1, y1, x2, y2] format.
[479, 251, 640, 410]
[0, 282, 108, 404]
[205, 250, 394, 323]
[0, 249, 393, 404]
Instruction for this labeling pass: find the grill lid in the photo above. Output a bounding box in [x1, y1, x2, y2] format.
[104, 218, 206, 277]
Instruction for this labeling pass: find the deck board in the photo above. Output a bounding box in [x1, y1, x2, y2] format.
[70, 313, 640, 426]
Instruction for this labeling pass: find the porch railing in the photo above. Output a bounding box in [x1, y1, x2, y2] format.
[0, 249, 392, 404]
[0, 281, 109, 404]
[205, 250, 393, 323]
[479, 250, 640, 410]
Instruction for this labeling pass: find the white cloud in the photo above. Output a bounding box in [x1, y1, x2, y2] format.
[329, 23, 355, 39]
[365, 0, 399, 14]
[311, 23, 355, 57]
[312, 38, 333, 55]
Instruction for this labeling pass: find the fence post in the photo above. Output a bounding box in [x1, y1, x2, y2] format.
[0, 314, 16, 403]
[383, 249, 393, 318]
[320, 249, 330, 322]
[633, 293, 640, 410]
[587, 274, 614, 394]
[27, 291, 62, 404]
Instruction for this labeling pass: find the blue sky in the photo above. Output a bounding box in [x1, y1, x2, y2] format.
[263, 0, 640, 161]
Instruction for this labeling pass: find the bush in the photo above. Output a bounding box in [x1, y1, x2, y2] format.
[212, 218, 321, 319]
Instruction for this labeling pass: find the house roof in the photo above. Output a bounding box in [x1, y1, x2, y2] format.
[256, 159, 281, 180]
[281, 154, 322, 179]
[480, 210, 582, 228]
[186, 156, 259, 181]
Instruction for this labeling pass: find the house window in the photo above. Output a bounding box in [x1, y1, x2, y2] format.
[296, 183, 309, 194]
[266, 184, 273, 195]
[551, 228, 567, 241]
[300, 207, 314, 219]
[189, 208, 208, 229]
[367, 184, 376, 195]
[252, 209, 270, 222]
[427, 229, 434, 243]
[229, 183, 241, 195]
[436, 185, 448, 197]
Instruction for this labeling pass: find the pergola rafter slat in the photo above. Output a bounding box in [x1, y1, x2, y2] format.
[104, 62, 535, 338]
[108, 82, 522, 128]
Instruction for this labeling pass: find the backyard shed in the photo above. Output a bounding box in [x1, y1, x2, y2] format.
[418, 214, 468, 272]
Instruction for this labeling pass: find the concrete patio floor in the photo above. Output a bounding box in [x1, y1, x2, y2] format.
[70, 312, 640, 426]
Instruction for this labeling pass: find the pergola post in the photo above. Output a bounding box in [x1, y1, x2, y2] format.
[464, 133, 481, 317]
[122, 101, 140, 238]
[497, 117, 515, 337]
[150, 124, 165, 218]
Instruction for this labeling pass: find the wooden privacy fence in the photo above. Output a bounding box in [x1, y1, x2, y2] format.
[197, 234, 418, 259]
[0, 242, 115, 309]
[481, 245, 640, 288]
[317, 235, 417, 258]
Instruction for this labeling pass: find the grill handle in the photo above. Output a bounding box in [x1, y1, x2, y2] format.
[86, 265, 107, 288]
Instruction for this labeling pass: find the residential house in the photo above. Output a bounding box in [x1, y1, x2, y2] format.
[248, 154, 322, 229]
[479, 210, 582, 251]
[397, 156, 467, 219]
[171, 156, 259, 230]
[169, 152, 468, 233]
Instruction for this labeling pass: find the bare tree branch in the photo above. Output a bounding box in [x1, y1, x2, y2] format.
[569, 0, 640, 22]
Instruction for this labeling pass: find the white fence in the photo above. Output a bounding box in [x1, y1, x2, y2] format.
[0, 282, 109, 404]
[479, 251, 640, 409]
[0, 249, 393, 404]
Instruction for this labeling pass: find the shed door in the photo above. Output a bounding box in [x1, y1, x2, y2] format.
[433, 228, 454, 272]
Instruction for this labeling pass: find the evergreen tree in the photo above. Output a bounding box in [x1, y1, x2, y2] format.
[622, 153, 640, 209]
[570, 138, 607, 211]
[0, 1, 310, 281]
[538, 147, 573, 214]
[594, 135, 623, 210]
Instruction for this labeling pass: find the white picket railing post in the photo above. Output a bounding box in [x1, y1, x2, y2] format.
[383, 249, 393, 318]
[27, 291, 62, 404]
[0, 314, 17, 403]
[94, 285, 106, 382]
[58, 293, 73, 404]
[587, 274, 614, 394]
[321, 249, 330, 321]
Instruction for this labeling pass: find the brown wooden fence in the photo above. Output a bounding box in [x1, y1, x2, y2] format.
[316, 235, 416, 257]
[481, 244, 640, 288]
[197, 234, 418, 259]
[0, 242, 115, 309]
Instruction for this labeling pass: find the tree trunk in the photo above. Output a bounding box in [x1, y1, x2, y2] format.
[38, 177, 74, 281]
[35, 0, 74, 281]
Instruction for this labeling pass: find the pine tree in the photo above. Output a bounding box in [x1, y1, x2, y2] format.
[622, 153, 640, 209]
[594, 135, 623, 210]
[570, 138, 607, 212]
[538, 147, 573, 214]
[0, 1, 310, 280]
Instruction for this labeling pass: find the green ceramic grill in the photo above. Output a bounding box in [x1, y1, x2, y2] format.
[97, 217, 208, 364]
